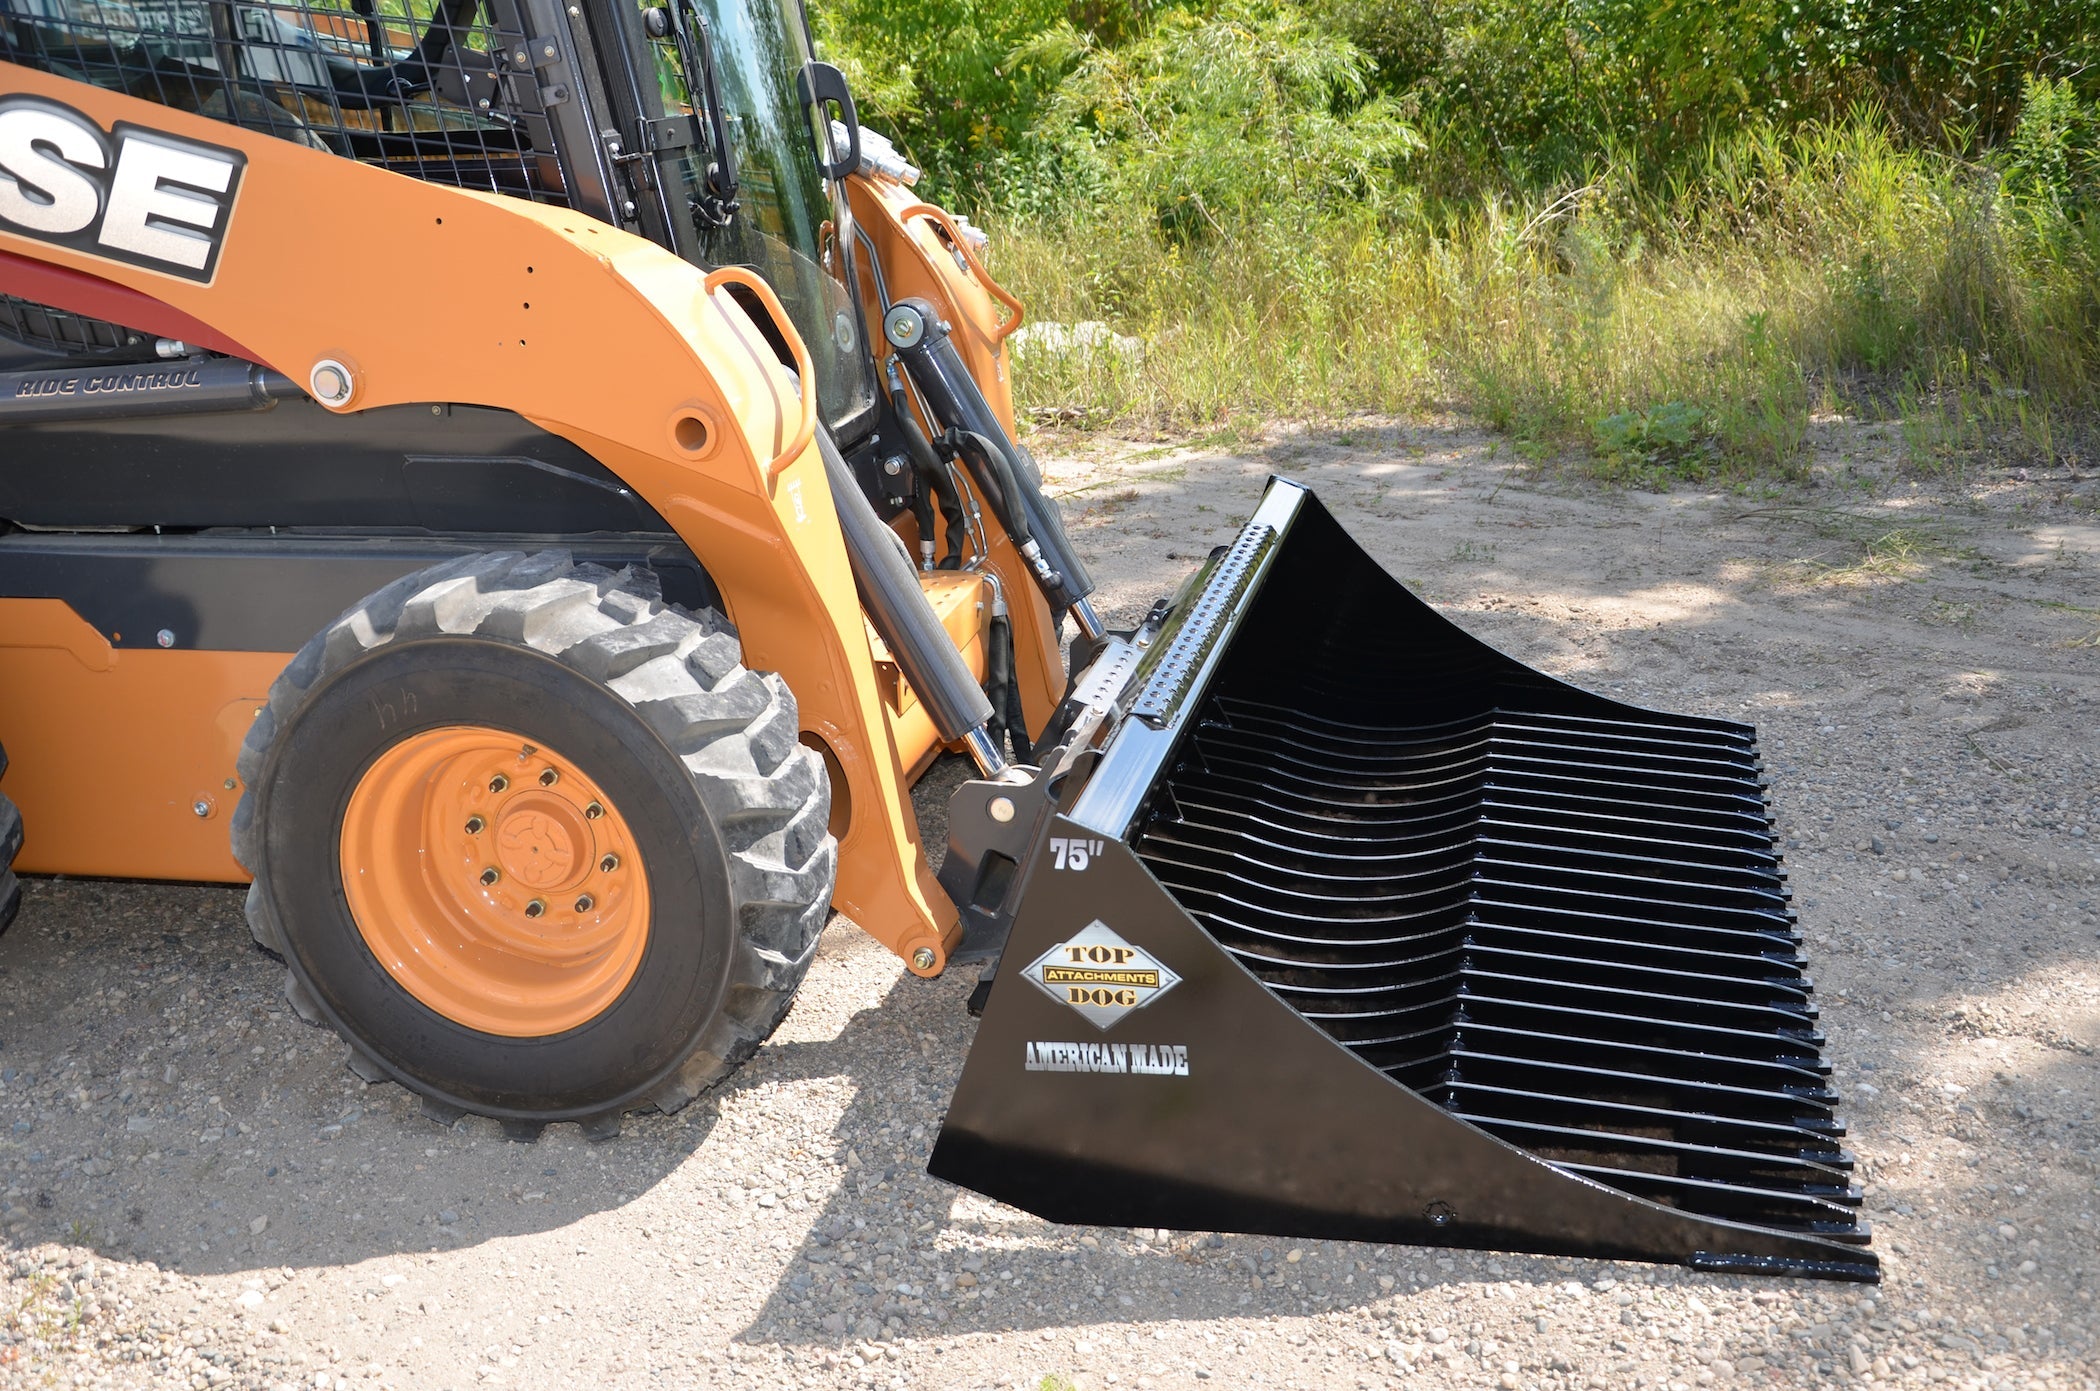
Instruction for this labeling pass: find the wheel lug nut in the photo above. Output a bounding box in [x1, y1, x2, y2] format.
[465, 816, 485, 835]
[599, 853, 619, 873]
[539, 768, 559, 787]
[584, 801, 604, 820]
[489, 774, 509, 793]
[575, 894, 595, 912]
[524, 899, 546, 919]
[480, 867, 500, 886]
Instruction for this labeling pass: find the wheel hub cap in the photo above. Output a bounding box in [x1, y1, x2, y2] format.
[338, 727, 650, 1037]
[495, 796, 585, 891]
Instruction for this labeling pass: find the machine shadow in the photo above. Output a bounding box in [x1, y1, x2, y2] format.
[736, 941, 2078, 1359]
[0, 875, 719, 1277]
[735, 964, 1547, 1353]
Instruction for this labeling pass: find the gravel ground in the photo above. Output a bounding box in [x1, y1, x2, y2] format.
[2, 422, 2096, 1391]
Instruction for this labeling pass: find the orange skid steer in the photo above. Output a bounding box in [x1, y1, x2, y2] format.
[0, 0, 1873, 1279]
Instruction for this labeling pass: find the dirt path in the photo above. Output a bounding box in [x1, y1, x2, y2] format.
[3, 424, 2096, 1391]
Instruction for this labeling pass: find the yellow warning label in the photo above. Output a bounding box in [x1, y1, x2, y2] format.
[1041, 967, 1161, 989]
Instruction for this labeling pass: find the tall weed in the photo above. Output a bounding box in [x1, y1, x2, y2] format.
[993, 118, 2096, 477]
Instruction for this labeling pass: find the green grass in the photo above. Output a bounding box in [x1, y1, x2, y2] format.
[994, 120, 2098, 480]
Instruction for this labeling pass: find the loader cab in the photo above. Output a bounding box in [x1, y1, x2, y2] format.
[615, 0, 879, 441]
[0, 0, 880, 441]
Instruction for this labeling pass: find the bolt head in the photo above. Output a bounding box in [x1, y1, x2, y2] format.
[883, 457, 904, 476]
[465, 816, 485, 835]
[156, 628, 176, 648]
[524, 900, 545, 919]
[883, 305, 922, 347]
[489, 774, 509, 794]
[599, 853, 619, 873]
[584, 802, 605, 820]
[575, 894, 595, 913]
[539, 768, 560, 787]
[309, 359, 354, 406]
[191, 799, 211, 817]
[988, 796, 1016, 823]
[480, 867, 501, 886]
[911, 946, 937, 971]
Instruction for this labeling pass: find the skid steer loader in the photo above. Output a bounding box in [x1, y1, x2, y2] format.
[0, 0, 1874, 1280]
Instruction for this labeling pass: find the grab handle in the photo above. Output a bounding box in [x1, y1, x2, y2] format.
[797, 62, 860, 180]
[898, 202, 1025, 343]
[704, 265, 818, 492]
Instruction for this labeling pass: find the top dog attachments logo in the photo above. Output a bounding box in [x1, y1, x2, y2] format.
[1022, 920, 1182, 1030]
[0, 96, 246, 283]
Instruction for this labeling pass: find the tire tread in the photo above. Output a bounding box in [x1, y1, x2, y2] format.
[234, 552, 835, 1126]
[0, 779, 21, 935]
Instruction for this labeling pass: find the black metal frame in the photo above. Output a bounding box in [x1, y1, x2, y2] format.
[0, 0, 613, 217]
[931, 478, 1877, 1281]
[0, 529, 717, 651]
[0, 396, 678, 534]
[0, 294, 159, 364]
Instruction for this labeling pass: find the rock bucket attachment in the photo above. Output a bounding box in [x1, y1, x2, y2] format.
[930, 479, 1876, 1281]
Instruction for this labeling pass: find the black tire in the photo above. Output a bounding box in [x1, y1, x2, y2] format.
[231, 552, 835, 1131]
[0, 742, 21, 933]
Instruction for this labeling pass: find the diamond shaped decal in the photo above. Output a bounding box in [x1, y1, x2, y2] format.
[1022, 920, 1181, 1030]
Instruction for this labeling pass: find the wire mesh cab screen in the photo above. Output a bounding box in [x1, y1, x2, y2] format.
[2, 0, 573, 204]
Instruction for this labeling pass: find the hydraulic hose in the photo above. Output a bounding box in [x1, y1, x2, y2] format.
[883, 299, 1101, 632]
[983, 610, 1015, 760]
[889, 370, 967, 568]
[944, 429, 1036, 553]
[906, 468, 938, 572]
[925, 459, 969, 570]
[991, 614, 1031, 764]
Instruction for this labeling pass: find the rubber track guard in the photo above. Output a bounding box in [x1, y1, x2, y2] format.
[930, 479, 1876, 1281]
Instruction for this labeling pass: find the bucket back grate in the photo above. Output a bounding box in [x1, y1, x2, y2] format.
[1130, 615, 1866, 1245]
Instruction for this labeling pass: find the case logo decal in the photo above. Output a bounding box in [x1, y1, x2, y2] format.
[1022, 920, 1181, 1030]
[0, 95, 245, 283]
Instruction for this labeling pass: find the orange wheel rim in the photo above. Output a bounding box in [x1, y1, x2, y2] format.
[339, 726, 650, 1037]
